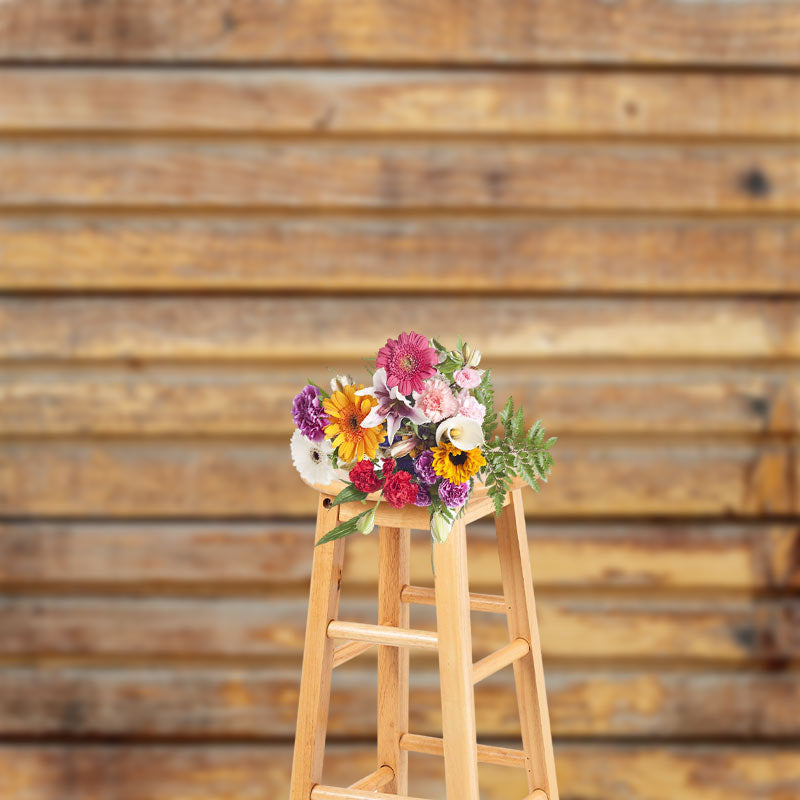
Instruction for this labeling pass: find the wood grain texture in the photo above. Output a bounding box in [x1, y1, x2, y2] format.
[2, 141, 800, 211]
[2, 297, 797, 362]
[1, 668, 800, 738]
[1, 0, 799, 66]
[2, 521, 794, 592]
[0, 439, 795, 517]
[0, 595, 796, 664]
[3, 69, 800, 137]
[0, 743, 798, 800]
[3, 216, 800, 293]
[2, 365, 796, 436]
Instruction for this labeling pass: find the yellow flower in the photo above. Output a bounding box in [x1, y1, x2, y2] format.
[431, 443, 486, 484]
[323, 384, 383, 463]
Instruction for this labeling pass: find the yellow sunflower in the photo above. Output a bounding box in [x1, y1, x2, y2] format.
[431, 443, 486, 484]
[323, 384, 383, 463]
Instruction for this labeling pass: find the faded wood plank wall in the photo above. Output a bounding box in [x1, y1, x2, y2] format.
[0, 1, 798, 798]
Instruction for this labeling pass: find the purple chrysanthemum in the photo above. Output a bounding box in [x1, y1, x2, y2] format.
[438, 479, 470, 509]
[414, 450, 437, 485]
[292, 384, 329, 442]
[414, 484, 432, 507]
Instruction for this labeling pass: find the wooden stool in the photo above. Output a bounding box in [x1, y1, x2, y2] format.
[289, 480, 559, 800]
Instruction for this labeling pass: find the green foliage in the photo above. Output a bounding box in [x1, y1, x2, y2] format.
[330, 484, 369, 506]
[473, 369, 497, 440]
[481, 395, 556, 516]
[315, 507, 373, 546]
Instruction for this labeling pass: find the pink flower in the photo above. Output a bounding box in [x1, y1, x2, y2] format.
[454, 367, 484, 389]
[376, 332, 438, 396]
[457, 391, 486, 423]
[416, 378, 458, 423]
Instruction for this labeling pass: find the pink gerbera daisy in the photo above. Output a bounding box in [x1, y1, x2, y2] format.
[376, 332, 438, 395]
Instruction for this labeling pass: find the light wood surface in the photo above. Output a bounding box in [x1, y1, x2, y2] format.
[288, 495, 345, 800]
[432, 519, 480, 799]
[1, 0, 798, 65]
[399, 733, 526, 768]
[472, 638, 531, 684]
[2, 217, 799, 294]
[377, 526, 410, 794]
[497, 490, 559, 798]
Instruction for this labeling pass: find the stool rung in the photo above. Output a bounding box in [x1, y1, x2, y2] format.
[332, 640, 374, 668]
[348, 765, 394, 790]
[525, 791, 549, 800]
[311, 786, 431, 800]
[401, 584, 507, 614]
[472, 637, 530, 684]
[327, 620, 438, 650]
[399, 732, 526, 768]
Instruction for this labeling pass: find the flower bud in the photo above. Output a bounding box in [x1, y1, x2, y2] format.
[389, 434, 421, 458]
[330, 374, 354, 393]
[356, 506, 377, 536]
[430, 511, 453, 544]
[466, 347, 482, 368]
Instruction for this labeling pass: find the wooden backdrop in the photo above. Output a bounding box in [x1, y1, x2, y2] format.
[1, 2, 799, 798]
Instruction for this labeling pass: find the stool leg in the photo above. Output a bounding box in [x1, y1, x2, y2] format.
[495, 489, 559, 800]
[433, 519, 480, 800]
[290, 495, 346, 800]
[377, 526, 410, 794]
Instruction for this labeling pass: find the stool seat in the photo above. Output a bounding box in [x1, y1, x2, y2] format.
[289, 482, 559, 800]
[300, 475, 526, 530]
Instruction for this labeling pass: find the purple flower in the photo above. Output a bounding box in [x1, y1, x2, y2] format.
[414, 450, 438, 485]
[438, 479, 470, 508]
[356, 367, 428, 444]
[414, 484, 432, 507]
[292, 384, 329, 442]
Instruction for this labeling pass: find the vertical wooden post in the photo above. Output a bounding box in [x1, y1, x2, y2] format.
[377, 526, 411, 794]
[433, 519, 480, 800]
[495, 489, 559, 799]
[289, 495, 346, 800]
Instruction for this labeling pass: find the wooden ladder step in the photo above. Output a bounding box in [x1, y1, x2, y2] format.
[332, 640, 375, 668]
[472, 637, 530, 684]
[401, 584, 507, 614]
[327, 620, 438, 650]
[347, 765, 394, 791]
[399, 732, 526, 768]
[311, 786, 431, 800]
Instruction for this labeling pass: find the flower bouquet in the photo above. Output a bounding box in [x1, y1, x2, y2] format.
[290, 332, 555, 545]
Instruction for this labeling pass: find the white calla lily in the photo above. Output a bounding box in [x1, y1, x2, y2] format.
[435, 415, 484, 451]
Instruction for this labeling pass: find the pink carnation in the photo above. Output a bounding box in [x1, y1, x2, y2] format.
[416, 378, 458, 423]
[457, 391, 486, 423]
[454, 367, 484, 389]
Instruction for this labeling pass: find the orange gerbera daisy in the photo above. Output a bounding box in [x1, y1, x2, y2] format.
[323, 384, 383, 463]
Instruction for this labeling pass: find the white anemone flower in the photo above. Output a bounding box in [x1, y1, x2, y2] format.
[435, 415, 485, 451]
[290, 429, 336, 485]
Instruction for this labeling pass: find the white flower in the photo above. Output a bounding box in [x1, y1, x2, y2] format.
[431, 512, 453, 543]
[330, 374, 354, 393]
[290, 429, 336, 485]
[435, 415, 485, 451]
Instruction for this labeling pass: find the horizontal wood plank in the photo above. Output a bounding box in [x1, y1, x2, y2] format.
[0, 743, 798, 800]
[1, 0, 799, 66]
[0, 439, 794, 517]
[2, 297, 798, 362]
[2, 216, 799, 293]
[1, 521, 796, 592]
[3, 69, 800, 137]
[2, 365, 795, 436]
[0, 595, 796, 664]
[0, 666, 797, 739]
[1, 141, 799, 211]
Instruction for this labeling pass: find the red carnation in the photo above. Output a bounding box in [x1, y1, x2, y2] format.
[349, 459, 384, 493]
[383, 470, 418, 509]
[380, 458, 396, 479]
